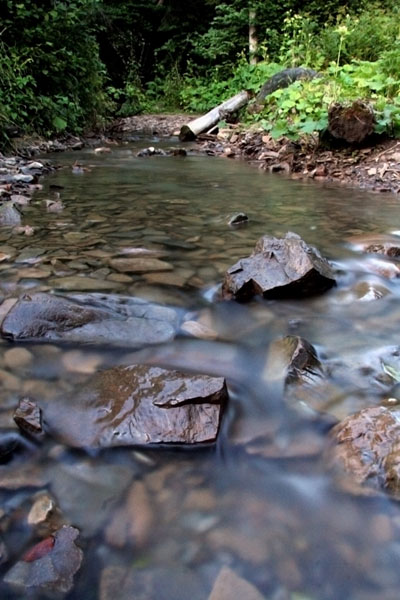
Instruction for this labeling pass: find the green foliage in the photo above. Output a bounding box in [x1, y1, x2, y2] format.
[0, 0, 108, 140]
[179, 59, 281, 113]
[253, 59, 400, 140]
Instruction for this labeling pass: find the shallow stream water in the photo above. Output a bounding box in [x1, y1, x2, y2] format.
[1, 139, 400, 599]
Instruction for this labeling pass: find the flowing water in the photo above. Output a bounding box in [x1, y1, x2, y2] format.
[1, 140, 400, 599]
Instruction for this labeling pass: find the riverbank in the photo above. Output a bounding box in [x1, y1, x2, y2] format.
[112, 114, 400, 195]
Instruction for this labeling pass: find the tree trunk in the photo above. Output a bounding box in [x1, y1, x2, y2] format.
[179, 90, 250, 141]
[249, 8, 258, 65]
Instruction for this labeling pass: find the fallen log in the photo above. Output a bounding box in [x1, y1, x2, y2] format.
[179, 90, 250, 141]
[249, 67, 319, 114]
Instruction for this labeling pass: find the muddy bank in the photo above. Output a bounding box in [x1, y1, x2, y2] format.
[113, 114, 400, 195]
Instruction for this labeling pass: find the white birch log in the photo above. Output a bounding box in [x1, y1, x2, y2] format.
[179, 90, 250, 141]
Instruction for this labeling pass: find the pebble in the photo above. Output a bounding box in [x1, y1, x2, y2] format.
[28, 493, 56, 526]
[0, 369, 21, 391]
[4, 347, 33, 370]
[110, 257, 174, 273]
[62, 350, 102, 374]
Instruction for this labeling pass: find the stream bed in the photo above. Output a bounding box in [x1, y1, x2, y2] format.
[1, 139, 400, 599]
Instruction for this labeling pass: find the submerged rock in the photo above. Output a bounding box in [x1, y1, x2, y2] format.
[109, 257, 173, 273]
[221, 232, 335, 301]
[42, 365, 228, 448]
[4, 526, 83, 595]
[0, 292, 178, 347]
[348, 234, 400, 258]
[137, 146, 167, 157]
[100, 566, 206, 600]
[264, 335, 322, 386]
[228, 212, 249, 227]
[329, 406, 400, 495]
[208, 566, 266, 600]
[0, 202, 21, 226]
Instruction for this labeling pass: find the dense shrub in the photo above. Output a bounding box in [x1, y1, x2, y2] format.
[0, 0, 107, 142]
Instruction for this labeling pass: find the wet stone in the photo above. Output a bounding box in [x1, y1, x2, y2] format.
[228, 212, 249, 227]
[4, 347, 33, 370]
[0, 292, 178, 347]
[0, 202, 22, 226]
[27, 492, 63, 534]
[264, 335, 323, 386]
[137, 146, 167, 157]
[100, 566, 206, 600]
[48, 275, 120, 291]
[329, 406, 400, 495]
[14, 397, 42, 435]
[110, 257, 173, 273]
[50, 460, 132, 535]
[208, 566, 266, 600]
[348, 234, 400, 258]
[4, 525, 83, 596]
[105, 480, 154, 548]
[221, 232, 336, 301]
[41, 365, 228, 448]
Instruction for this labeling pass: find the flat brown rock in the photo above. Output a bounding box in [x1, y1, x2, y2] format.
[110, 257, 173, 273]
[221, 232, 335, 301]
[42, 365, 228, 448]
[329, 406, 400, 495]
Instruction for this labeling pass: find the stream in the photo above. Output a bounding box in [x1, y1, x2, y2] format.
[1, 138, 400, 599]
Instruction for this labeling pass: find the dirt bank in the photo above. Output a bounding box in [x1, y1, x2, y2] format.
[113, 114, 400, 195]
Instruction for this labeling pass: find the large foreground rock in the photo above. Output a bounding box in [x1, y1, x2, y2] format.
[42, 365, 228, 448]
[0, 292, 178, 346]
[329, 406, 400, 495]
[221, 232, 335, 301]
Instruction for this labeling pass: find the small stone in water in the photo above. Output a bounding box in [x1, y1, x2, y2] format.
[94, 147, 111, 154]
[228, 212, 249, 226]
[208, 566, 266, 600]
[14, 397, 42, 435]
[27, 494, 56, 527]
[4, 347, 33, 370]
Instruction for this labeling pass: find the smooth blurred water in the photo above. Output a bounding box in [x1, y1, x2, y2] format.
[1, 141, 400, 599]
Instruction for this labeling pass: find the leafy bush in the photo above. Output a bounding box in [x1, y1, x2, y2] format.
[253, 59, 400, 140]
[0, 0, 108, 138]
[179, 59, 281, 113]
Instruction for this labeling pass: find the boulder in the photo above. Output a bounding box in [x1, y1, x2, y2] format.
[329, 406, 400, 495]
[41, 365, 228, 448]
[4, 526, 83, 595]
[221, 232, 335, 301]
[0, 292, 178, 347]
